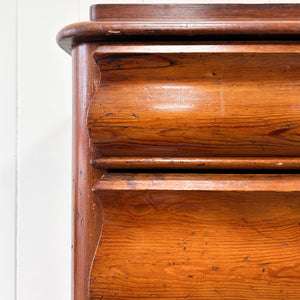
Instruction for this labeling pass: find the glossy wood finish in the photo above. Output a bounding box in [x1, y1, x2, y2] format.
[94, 43, 300, 54]
[72, 43, 103, 300]
[57, 4, 300, 55]
[89, 190, 300, 299]
[93, 173, 300, 192]
[91, 4, 300, 21]
[89, 48, 300, 157]
[91, 157, 300, 170]
[57, 4, 300, 300]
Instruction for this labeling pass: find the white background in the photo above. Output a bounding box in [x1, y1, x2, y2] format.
[1, 0, 298, 299]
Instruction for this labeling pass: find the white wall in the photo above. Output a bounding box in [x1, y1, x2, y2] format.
[17, 1, 79, 299]
[0, 0, 17, 299]
[1, 0, 298, 299]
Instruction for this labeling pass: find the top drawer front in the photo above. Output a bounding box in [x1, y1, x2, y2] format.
[88, 45, 300, 157]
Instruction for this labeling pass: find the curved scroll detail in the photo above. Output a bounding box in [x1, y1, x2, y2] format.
[87, 45, 300, 158]
[89, 179, 300, 299]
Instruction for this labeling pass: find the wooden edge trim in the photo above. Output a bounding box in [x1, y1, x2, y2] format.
[57, 21, 300, 55]
[72, 43, 103, 300]
[90, 4, 300, 21]
[90, 157, 300, 170]
[92, 173, 300, 192]
[94, 43, 300, 54]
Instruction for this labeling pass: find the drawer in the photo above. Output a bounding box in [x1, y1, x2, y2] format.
[89, 173, 300, 299]
[88, 43, 300, 157]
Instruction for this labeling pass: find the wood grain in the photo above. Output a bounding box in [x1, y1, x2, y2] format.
[57, 4, 300, 55]
[91, 156, 300, 170]
[94, 43, 300, 54]
[88, 50, 300, 157]
[72, 43, 103, 300]
[90, 190, 300, 299]
[93, 173, 300, 193]
[57, 4, 300, 300]
[90, 4, 300, 21]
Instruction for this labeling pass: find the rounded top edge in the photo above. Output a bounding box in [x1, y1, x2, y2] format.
[56, 22, 92, 55]
[57, 4, 300, 54]
[57, 20, 300, 55]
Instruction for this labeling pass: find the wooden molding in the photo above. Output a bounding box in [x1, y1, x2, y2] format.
[91, 157, 300, 170]
[57, 4, 300, 54]
[93, 173, 300, 193]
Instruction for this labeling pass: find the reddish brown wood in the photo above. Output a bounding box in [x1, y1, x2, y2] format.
[91, 157, 300, 170]
[57, 4, 300, 55]
[57, 4, 300, 300]
[94, 42, 300, 54]
[90, 4, 300, 21]
[72, 43, 102, 300]
[89, 48, 300, 157]
[93, 173, 300, 192]
[89, 190, 300, 299]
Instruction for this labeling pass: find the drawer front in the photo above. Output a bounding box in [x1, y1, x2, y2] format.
[88, 45, 300, 157]
[89, 173, 300, 299]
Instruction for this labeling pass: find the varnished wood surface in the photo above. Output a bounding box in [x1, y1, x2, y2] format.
[72, 43, 103, 300]
[91, 4, 300, 21]
[57, 4, 300, 299]
[91, 157, 300, 170]
[94, 42, 300, 54]
[57, 4, 300, 55]
[93, 173, 300, 193]
[88, 50, 300, 157]
[90, 190, 300, 299]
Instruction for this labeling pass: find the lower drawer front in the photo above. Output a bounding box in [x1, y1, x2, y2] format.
[89, 174, 300, 299]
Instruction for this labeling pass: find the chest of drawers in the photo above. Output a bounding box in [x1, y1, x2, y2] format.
[58, 4, 300, 299]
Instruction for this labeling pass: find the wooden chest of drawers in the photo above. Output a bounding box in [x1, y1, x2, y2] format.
[58, 4, 300, 299]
